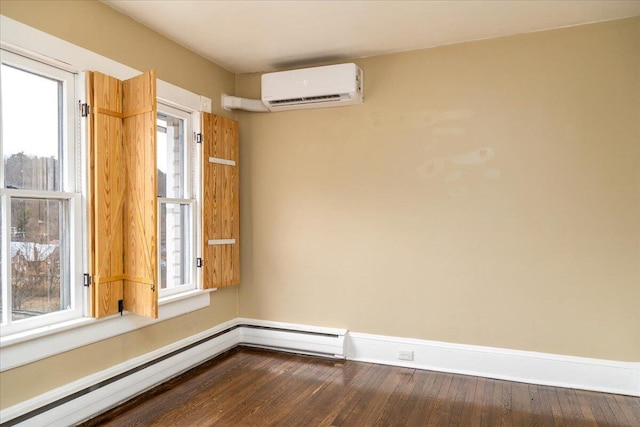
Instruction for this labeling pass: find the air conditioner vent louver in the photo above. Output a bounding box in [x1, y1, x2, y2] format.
[268, 94, 343, 106]
[262, 63, 363, 111]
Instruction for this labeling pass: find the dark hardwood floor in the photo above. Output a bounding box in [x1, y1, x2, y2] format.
[81, 347, 640, 426]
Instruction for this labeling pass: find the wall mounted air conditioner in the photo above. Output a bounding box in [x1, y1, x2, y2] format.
[261, 63, 363, 112]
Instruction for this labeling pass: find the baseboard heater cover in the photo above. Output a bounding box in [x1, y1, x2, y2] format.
[239, 324, 346, 358]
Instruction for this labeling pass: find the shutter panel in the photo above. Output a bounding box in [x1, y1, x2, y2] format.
[122, 70, 158, 318]
[202, 113, 240, 288]
[88, 71, 125, 318]
[88, 70, 158, 319]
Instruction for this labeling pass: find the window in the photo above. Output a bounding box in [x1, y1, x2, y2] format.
[157, 105, 196, 297]
[1, 17, 212, 369]
[0, 49, 82, 335]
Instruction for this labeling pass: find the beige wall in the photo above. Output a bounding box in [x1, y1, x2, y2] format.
[236, 17, 640, 362]
[0, 0, 238, 407]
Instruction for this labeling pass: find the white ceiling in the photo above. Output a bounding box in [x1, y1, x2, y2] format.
[103, 0, 640, 74]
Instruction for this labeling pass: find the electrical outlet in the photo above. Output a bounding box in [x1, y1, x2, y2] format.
[398, 350, 414, 361]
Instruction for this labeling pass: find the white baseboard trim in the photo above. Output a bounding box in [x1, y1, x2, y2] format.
[346, 332, 640, 397]
[3, 321, 637, 425]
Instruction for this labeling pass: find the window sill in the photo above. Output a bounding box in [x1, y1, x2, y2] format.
[0, 290, 212, 371]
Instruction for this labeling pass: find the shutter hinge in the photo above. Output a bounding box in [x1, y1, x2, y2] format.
[196, 257, 203, 268]
[83, 273, 92, 287]
[195, 133, 203, 143]
[118, 299, 124, 316]
[80, 102, 90, 117]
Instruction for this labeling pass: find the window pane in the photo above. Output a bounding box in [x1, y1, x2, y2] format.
[10, 198, 68, 320]
[159, 203, 190, 290]
[157, 113, 185, 198]
[1, 64, 62, 191]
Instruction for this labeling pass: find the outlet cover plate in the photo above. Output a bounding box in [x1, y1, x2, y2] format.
[398, 350, 414, 361]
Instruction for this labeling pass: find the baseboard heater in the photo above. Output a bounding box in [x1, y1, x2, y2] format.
[1, 321, 346, 426]
[238, 323, 346, 359]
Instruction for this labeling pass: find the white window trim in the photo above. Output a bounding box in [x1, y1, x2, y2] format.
[0, 15, 214, 371]
[157, 199, 197, 297]
[0, 291, 211, 370]
[157, 103, 197, 298]
[1, 48, 83, 335]
[0, 191, 83, 335]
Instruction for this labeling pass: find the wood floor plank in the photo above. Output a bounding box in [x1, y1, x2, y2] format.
[613, 394, 640, 426]
[479, 375, 496, 426]
[236, 356, 334, 425]
[374, 368, 419, 425]
[327, 362, 392, 425]
[571, 390, 598, 427]
[441, 373, 467, 427]
[206, 353, 305, 425]
[557, 382, 585, 427]
[402, 368, 444, 425]
[528, 383, 555, 427]
[544, 385, 567, 427]
[497, 377, 512, 427]
[312, 358, 377, 426]
[579, 390, 608, 426]
[426, 384, 448, 426]
[276, 361, 355, 426]
[459, 375, 482, 426]
[81, 347, 640, 427]
[425, 370, 454, 426]
[597, 391, 632, 427]
[343, 365, 407, 426]
[270, 363, 341, 425]
[510, 381, 531, 427]
[172, 351, 283, 425]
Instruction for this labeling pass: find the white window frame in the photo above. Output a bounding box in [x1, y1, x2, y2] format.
[0, 15, 212, 371]
[0, 49, 84, 336]
[157, 103, 198, 298]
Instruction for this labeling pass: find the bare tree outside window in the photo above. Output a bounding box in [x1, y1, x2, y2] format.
[10, 199, 65, 320]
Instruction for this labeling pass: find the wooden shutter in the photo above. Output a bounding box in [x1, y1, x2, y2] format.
[122, 71, 158, 318]
[88, 70, 158, 318]
[88, 71, 125, 318]
[202, 113, 240, 288]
